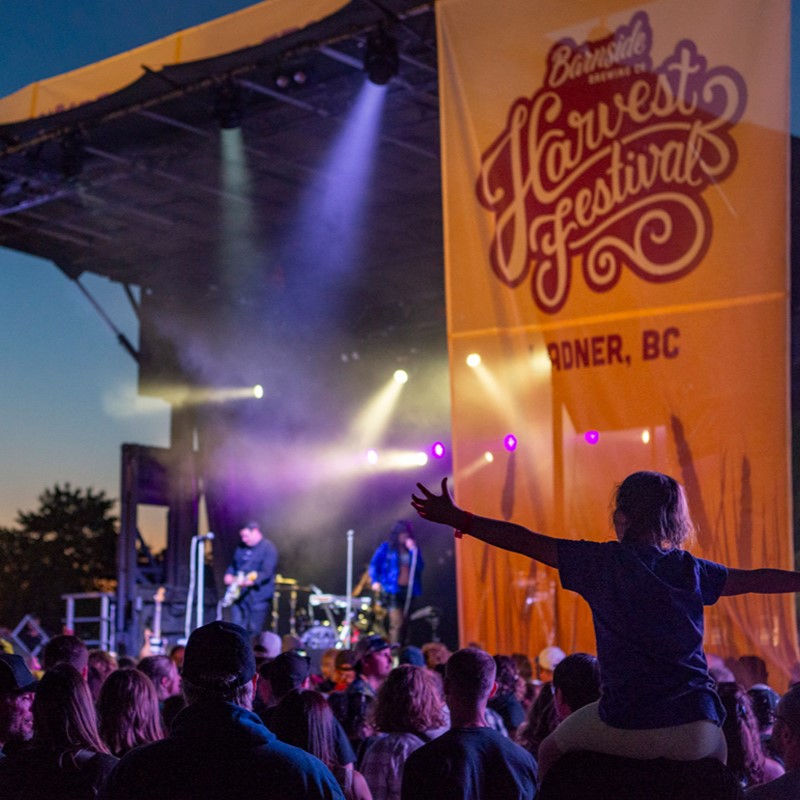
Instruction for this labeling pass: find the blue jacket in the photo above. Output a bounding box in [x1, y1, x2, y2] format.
[369, 542, 423, 596]
[101, 699, 344, 800]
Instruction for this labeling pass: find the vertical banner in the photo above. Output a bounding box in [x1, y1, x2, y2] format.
[438, 0, 796, 682]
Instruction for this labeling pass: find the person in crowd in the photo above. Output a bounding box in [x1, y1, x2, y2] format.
[329, 635, 395, 753]
[0, 663, 118, 799]
[518, 682, 557, 758]
[717, 682, 784, 789]
[535, 646, 565, 683]
[257, 650, 313, 727]
[282, 634, 304, 652]
[360, 664, 448, 800]
[97, 668, 164, 757]
[708, 654, 738, 685]
[88, 649, 118, 703]
[89, 650, 118, 682]
[169, 645, 185, 674]
[102, 620, 344, 799]
[270, 690, 372, 800]
[747, 682, 800, 799]
[736, 656, 770, 691]
[0, 653, 36, 758]
[253, 630, 281, 668]
[401, 647, 538, 799]
[748, 684, 782, 762]
[550, 653, 601, 723]
[369, 521, 423, 645]
[332, 650, 358, 692]
[223, 521, 279, 637]
[421, 642, 450, 673]
[412, 472, 800, 776]
[317, 647, 341, 693]
[512, 653, 538, 713]
[539, 750, 745, 800]
[117, 656, 137, 670]
[398, 646, 426, 668]
[489, 655, 526, 739]
[261, 648, 359, 771]
[137, 654, 181, 704]
[42, 634, 89, 677]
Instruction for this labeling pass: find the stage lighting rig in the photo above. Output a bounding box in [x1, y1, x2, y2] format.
[364, 28, 399, 86]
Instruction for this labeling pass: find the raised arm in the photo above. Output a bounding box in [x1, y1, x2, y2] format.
[411, 478, 559, 568]
[721, 567, 800, 596]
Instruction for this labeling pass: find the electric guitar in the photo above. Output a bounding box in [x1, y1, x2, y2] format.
[221, 571, 258, 608]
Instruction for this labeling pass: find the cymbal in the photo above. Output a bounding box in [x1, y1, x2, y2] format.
[275, 575, 297, 585]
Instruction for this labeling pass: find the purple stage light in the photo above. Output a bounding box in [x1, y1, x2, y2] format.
[584, 431, 600, 445]
[431, 441, 446, 459]
[504, 434, 517, 452]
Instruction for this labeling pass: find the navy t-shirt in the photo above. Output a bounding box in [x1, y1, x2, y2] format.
[557, 538, 728, 730]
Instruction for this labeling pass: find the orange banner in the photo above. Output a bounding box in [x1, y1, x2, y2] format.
[438, 0, 795, 684]
[0, 0, 347, 125]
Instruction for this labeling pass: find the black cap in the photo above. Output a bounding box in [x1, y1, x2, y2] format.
[0, 654, 37, 694]
[183, 621, 255, 692]
[262, 651, 311, 696]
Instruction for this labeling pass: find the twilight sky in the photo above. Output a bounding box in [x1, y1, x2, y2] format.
[0, 1, 798, 532]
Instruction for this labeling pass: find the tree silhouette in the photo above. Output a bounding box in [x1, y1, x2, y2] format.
[0, 484, 117, 635]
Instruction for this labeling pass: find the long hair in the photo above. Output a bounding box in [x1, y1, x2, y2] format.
[34, 664, 109, 757]
[270, 690, 337, 770]
[613, 471, 694, 548]
[389, 520, 412, 547]
[371, 665, 445, 734]
[717, 681, 765, 787]
[97, 668, 164, 757]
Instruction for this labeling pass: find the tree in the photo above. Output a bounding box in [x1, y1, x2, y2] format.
[0, 484, 117, 635]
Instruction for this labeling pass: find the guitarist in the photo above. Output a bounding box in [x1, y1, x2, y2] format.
[223, 521, 279, 636]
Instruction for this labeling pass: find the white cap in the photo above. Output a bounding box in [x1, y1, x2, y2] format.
[537, 646, 566, 672]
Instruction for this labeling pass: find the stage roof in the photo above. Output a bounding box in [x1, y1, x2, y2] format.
[0, 0, 444, 350]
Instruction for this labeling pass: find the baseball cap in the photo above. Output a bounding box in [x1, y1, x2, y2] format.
[253, 631, 281, 660]
[334, 650, 356, 671]
[398, 646, 426, 667]
[0, 654, 37, 694]
[354, 634, 395, 665]
[537, 646, 566, 672]
[182, 621, 255, 692]
[262, 651, 311, 696]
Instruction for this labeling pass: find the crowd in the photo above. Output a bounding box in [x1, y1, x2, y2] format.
[2, 469, 800, 798]
[1, 625, 799, 799]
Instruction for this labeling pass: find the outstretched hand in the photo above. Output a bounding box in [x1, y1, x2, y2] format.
[411, 478, 460, 528]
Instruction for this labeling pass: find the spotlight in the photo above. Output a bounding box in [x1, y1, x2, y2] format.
[466, 353, 481, 368]
[504, 434, 517, 452]
[415, 452, 429, 466]
[484, 451, 494, 463]
[274, 67, 308, 90]
[253, 385, 264, 399]
[364, 28, 399, 85]
[584, 431, 600, 445]
[366, 449, 379, 464]
[641, 429, 651, 444]
[215, 81, 245, 129]
[431, 442, 446, 459]
[393, 369, 409, 384]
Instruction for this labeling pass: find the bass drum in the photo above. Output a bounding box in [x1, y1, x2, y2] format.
[300, 622, 339, 651]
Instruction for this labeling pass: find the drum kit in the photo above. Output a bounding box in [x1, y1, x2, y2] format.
[272, 575, 387, 649]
